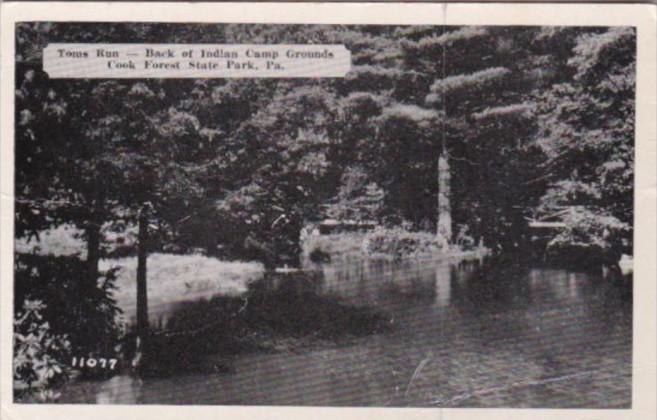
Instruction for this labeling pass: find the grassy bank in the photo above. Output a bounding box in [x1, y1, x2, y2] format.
[101, 254, 264, 325]
[15, 225, 265, 325]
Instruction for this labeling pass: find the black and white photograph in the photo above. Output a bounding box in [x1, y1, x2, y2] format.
[2, 5, 653, 413]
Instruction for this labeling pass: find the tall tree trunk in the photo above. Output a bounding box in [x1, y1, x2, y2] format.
[136, 205, 149, 344]
[83, 197, 104, 345]
[86, 221, 101, 285]
[437, 147, 452, 242]
[86, 189, 105, 288]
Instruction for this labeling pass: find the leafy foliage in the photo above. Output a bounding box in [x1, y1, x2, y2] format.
[15, 22, 635, 261]
[14, 255, 124, 373]
[14, 300, 71, 392]
[535, 27, 635, 259]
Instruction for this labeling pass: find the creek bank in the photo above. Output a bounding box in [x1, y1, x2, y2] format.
[301, 228, 488, 266]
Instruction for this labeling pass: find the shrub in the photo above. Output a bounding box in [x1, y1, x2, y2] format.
[13, 300, 71, 392]
[14, 254, 124, 395]
[363, 227, 449, 259]
[547, 209, 630, 264]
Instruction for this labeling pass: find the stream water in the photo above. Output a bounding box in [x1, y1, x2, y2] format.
[57, 254, 632, 407]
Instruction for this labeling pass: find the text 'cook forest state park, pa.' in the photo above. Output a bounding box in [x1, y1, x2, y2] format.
[14, 23, 635, 407]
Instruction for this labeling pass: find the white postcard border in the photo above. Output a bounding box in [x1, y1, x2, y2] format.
[1, 3, 655, 420]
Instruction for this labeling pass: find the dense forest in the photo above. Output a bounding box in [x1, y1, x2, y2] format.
[15, 23, 635, 265]
[14, 23, 635, 396]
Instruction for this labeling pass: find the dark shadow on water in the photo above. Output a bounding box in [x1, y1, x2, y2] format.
[449, 254, 534, 314]
[133, 271, 392, 378]
[449, 253, 632, 316]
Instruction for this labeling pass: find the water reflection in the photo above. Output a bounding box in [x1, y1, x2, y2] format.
[59, 255, 632, 408]
[95, 375, 141, 404]
[317, 255, 471, 309]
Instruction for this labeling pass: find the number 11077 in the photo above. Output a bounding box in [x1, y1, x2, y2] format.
[71, 357, 118, 370]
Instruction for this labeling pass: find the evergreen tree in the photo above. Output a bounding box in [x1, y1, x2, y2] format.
[393, 27, 545, 247]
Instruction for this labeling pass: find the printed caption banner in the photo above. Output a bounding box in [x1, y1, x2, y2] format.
[44, 44, 351, 78]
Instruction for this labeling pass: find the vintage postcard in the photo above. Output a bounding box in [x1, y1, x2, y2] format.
[0, 2, 655, 420]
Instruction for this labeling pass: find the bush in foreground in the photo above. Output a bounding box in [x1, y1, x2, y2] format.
[14, 299, 71, 396]
[14, 254, 124, 399]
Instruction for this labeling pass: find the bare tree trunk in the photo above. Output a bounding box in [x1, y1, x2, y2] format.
[136, 205, 149, 350]
[437, 147, 452, 242]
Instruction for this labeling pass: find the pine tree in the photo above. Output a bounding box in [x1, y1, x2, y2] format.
[394, 26, 544, 246]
